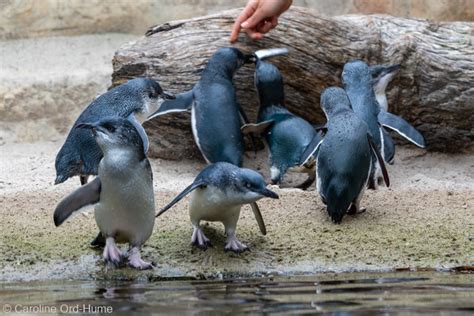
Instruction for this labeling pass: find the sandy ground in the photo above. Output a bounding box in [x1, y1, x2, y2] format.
[0, 140, 472, 281]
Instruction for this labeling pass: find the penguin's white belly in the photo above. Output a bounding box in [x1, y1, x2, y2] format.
[95, 161, 155, 246]
[189, 187, 241, 223]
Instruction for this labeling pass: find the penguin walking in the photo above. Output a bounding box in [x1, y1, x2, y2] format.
[156, 162, 279, 253]
[300, 87, 389, 223]
[55, 77, 174, 186]
[369, 64, 426, 164]
[54, 117, 156, 269]
[241, 57, 322, 189]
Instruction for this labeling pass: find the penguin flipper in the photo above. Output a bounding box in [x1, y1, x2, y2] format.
[237, 103, 258, 155]
[147, 90, 194, 120]
[377, 111, 426, 148]
[367, 134, 390, 187]
[382, 128, 395, 164]
[299, 134, 324, 167]
[127, 113, 149, 155]
[54, 177, 101, 227]
[250, 202, 267, 235]
[240, 120, 274, 135]
[156, 180, 207, 217]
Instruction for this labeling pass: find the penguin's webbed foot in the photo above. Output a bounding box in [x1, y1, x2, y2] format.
[191, 227, 212, 250]
[224, 235, 249, 254]
[128, 247, 154, 270]
[103, 237, 125, 267]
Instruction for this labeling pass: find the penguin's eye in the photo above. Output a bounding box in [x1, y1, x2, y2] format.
[245, 182, 252, 189]
[148, 89, 157, 99]
[105, 125, 115, 133]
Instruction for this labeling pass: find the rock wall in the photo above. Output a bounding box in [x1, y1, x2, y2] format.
[1, 0, 472, 40]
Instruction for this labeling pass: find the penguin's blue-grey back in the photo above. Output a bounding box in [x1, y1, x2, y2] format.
[267, 114, 316, 172]
[191, 48, 248, 167]
[193, 80, 243, 166]
[55, 78, 156, 184]
[255, 60, 285, 109]
[253, 59, 319, 182]
[342, 60, 382, 147]
[317, 87, 372, 223]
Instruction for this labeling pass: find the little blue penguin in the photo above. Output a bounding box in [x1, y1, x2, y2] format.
[53, 117, 155, 269]
[156, 162, 279, 253]
[147, 47, 286, 166]
[369, 64, 426, 164]
[241, 57, 322, 190]
[342, 60, 386, 190]
[300, 87, 389, 223]
[55, 77, 174, 185]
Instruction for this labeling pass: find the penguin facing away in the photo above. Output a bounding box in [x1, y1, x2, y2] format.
[55, 78, 174, 185]
[156, 162, 279, 253]
[54, 117, 156, 270]
[342, 60, 387, 190]
[241, 57, 323, 190]
[300, 87, 389, 223]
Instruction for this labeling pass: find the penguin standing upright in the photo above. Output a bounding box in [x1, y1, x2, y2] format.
[54, 117, 156, 269]
[300, 87, 389, 223]
[342, 60, 386, 189]
[241, 57, 322, 189]
[156, 162, 279, 253]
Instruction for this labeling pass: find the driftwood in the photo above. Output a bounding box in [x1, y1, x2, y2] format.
[112, 7, 474, 159]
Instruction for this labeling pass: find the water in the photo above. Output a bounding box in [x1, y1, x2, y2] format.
[0, 272, 473, 315]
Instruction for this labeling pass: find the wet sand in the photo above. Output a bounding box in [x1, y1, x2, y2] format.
[0, 140, 473, 281]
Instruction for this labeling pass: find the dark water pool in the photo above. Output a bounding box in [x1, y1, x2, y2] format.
[0, 271, 473, 315]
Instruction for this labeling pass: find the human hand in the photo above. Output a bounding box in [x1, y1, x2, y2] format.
[230, 0, 292, 43]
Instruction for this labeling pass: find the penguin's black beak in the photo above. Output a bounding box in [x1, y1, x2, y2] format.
[384, 64, 401, 75]
[259, 188, 279, 199]
[161, 91, 176, 100]
[243, 53, 257, 65]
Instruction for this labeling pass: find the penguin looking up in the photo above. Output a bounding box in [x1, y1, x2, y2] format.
[342, 60, 386, 190]
[241, 57, 323, 189]
[300, 87, 389, 223]
[55, 78, 174, 186]
[147, 47, 287, 167]
[54, 117, 156, 269]
[156, 162, 279, 253]
[369, 64, 426, 164]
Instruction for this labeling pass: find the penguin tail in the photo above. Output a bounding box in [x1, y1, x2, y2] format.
[325, 186, 352, 224]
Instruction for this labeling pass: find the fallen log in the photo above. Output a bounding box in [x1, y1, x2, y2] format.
[112, 7, 474, 159]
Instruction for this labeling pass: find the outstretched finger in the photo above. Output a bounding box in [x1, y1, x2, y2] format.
[230, 2, 257, 43]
